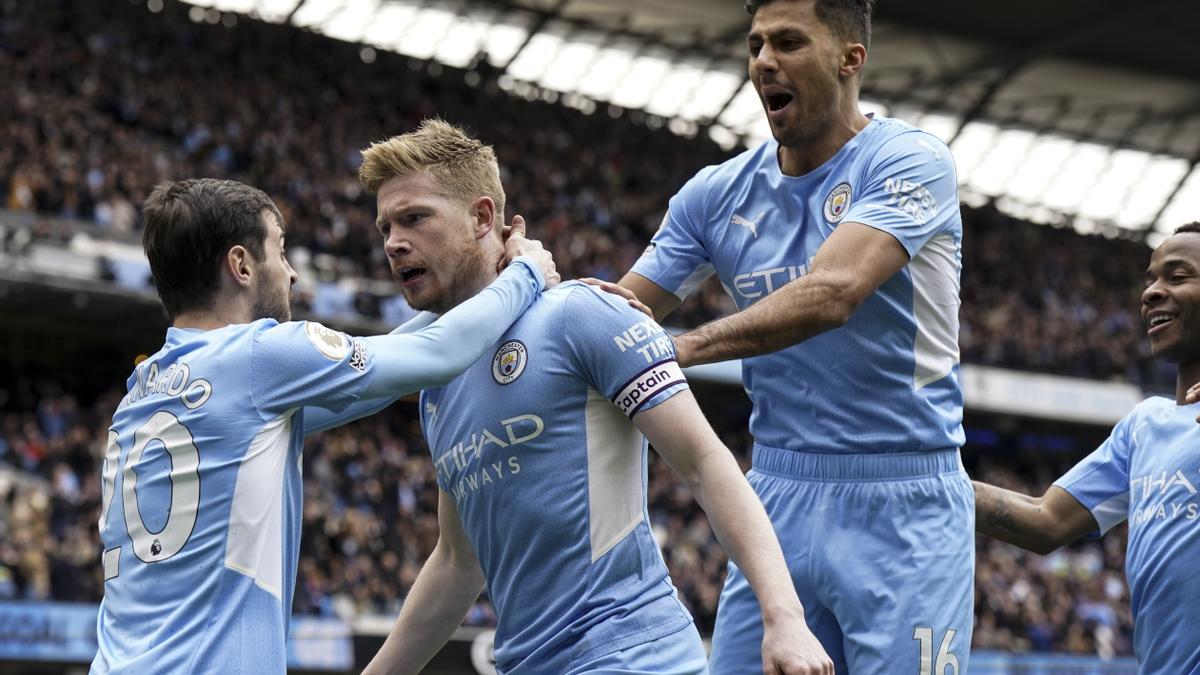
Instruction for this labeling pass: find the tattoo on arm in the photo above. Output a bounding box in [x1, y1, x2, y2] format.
[979, 489, 1019, 535]
[974, 481, 1063, 553]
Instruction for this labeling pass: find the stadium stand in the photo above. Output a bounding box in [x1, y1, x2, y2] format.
[0, 0, 1185, 670]
[0, 0, 1175, 386]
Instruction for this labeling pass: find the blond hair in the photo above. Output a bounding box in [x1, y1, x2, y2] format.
[359, 119, 506, 218]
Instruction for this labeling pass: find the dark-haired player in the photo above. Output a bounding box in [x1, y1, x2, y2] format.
[618, 0, 972, 672]
[975, 223, 1200, 675]
[92, 178, 557, 673]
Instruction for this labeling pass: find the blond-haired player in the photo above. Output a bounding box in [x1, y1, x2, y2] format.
[359, 120, 832, 675]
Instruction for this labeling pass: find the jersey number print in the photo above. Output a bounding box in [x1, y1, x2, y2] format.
[100, 411, 201, 579]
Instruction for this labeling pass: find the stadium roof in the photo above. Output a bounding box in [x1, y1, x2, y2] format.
[172, 0, 1200, 242]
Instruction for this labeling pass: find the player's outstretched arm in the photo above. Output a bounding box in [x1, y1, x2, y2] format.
[362, 490, 485, 675]
[304, 225, 565, 434]
[974, 482, 1098, 555]
[616, 273, 682, 322]
[298, 260, 543, 435]
[668, 222, 908, 367]
[635, 391, 833, 675]
[360, 252, 551, 399]
[302, 313, 439, 435]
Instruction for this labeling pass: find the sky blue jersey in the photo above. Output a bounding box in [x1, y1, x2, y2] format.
[1055, 397, 1200, 674]
[93, 320, 378, 674]
[420, 281, 695, 674]
[631, 115, 964, 454]
[92, 260, 544, 674]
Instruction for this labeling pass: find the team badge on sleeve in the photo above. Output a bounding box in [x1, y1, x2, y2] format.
[823, 182, 853, 223]
[304, 322, 351, 360]
[491, 340, 528, 385]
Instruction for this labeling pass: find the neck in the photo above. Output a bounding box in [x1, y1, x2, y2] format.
[1176, 358, 1200, 405]
[172, 299, 252, 331]
[462, 266, 501, 304]
[777, 105, 871, 177]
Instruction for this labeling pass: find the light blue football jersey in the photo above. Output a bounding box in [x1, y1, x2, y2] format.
[92, 259, 545, 674]
[420, 281, 696, 674]
[631, 115, 965, 454]
[1055, 397, 1200, 674]
[93, 320, 377, 673]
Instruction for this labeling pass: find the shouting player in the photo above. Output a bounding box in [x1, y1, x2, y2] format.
[357, 121, 831, 675]
[92, 178, 557, 673]
[974, 223, 1200, 674]
[617, 1, 972, 672]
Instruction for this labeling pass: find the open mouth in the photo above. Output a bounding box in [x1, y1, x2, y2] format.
[1147, 313, 1176, 334]
[397, 266, 427, 285]
[765, 91, 794, 113]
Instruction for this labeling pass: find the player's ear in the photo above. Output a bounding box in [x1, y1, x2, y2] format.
[840, 42, 866, 79]
[471, 196, 498, 241]
[225, 245, 254, 289]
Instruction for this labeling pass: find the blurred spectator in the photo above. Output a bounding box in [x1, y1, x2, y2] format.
[959, 203, 1167, 386]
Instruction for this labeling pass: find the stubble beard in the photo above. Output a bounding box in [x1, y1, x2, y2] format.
[768, 67, 843, 149]
[397, 246, 493, 315]
[773, 98, 835, 149]
[252, 277, 292, 323]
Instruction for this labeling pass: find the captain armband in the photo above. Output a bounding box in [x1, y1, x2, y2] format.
[612, 360, 687, 417]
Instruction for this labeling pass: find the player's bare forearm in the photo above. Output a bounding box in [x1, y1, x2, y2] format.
[974, 482, 1040, 547]
[363, 493, 485, 675]
[692, 449, 803, 621]
[637, 394, 802, 620]
[362, 544, 484, 675]
[675, 269, 854, 367]
[973, 482, 1097, 555]
[638, 393, 834, 672]
[671, 222, 910, 367]
[617, 272, 682, 322]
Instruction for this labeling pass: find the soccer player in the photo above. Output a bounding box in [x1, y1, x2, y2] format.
[617, 1, 972, 673]
[358, 121, 832, 675]
[92, 178, 558, 673]
[973, 223, 1200, 675]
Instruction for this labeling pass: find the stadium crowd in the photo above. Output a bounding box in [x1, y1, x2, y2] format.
[0, 380, 1135, 656]
[0, 0, 1150, 660]
[0, 0, 1169, 386]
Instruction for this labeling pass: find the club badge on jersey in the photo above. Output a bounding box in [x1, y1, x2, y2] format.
[823, 182, 853, 223]
[492, 340, 528, 385]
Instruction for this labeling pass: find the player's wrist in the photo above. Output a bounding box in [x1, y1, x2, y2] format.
[673, 334, 698, 368]
[760, 598, 806, 627]
[507, 255, 546, 290]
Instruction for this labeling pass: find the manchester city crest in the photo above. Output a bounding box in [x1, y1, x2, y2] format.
[823, 182, 853, 223]
[491, 340, 528, 385]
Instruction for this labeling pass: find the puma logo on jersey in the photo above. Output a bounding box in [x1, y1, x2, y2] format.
[425, 400, 438, 424]
[730, 211, 765, 238]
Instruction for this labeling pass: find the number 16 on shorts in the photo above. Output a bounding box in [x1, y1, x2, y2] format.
[913, 626, 959, 675]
